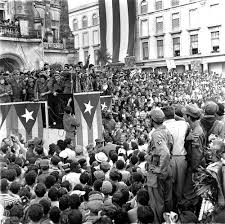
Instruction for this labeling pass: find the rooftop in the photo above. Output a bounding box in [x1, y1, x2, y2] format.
[69, 1, 98, 14]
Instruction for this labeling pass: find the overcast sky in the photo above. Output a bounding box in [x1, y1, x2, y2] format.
[68, 0, 97, 10]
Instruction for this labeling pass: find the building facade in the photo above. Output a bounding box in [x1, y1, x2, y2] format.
[136, 0, 225, 73]
[69, 1, 100, 65]
[0, 0, 74, 71]
[69, 0, 225, 74]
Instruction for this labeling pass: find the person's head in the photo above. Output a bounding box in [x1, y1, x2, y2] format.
[137, 189, 149, 206]
[95, 138, 104, 148]
[110, 153, 118, 164]
[162, 106, 175, 120]
[39, 198, 51, 216]
[6, 169, 17, 182]
[87, 191, 104, 214]
[70, 161, 81, 173]
[68, 194, 81, 209]
[79, 172, 90, 185]
[51, 155, 61, 166]
[48, 187, 58, 202]
[109, 169, 120, 182]
[204, 101, 219, 116]
[49, 206, 61, 223]
[45, 175, 56, 189]
[9, 181, 21, 194]
[10, 204, 24, 219]
[61, 181, 71, 192]
[25, 171, 37, 186]
[101, 181, 113, 195]
[58, 187, 68, 199]
[93, 179, 103, 191]
[65, 106, 72, 115]
[150, 109, 165, 127]
[138, 152, 146, 162]
[182, 104, 201, 124]
[28, 204, 44, 222]
[116, 160, 125, 170]
[137, 205, 154, 224]
[64, 138, 72, 148]
[59, 194, 69, 211]
[35, 183, 46, 198]
[68, 209, 82, 224]
[130, 155, 139, 165]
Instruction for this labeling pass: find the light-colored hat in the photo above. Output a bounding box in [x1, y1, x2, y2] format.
[95, 152, 108, 163]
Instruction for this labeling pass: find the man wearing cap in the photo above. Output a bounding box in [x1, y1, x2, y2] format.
[182, 104, 206, 204]
[162, 106, 189, 205]
[146, 108, 173, 223]
[94, 138, 104, 153]
[34, 74, 51, 101]
[63, 98, 80, 146]
[0, 74, 12, 103]
[200, 101, 225, 142]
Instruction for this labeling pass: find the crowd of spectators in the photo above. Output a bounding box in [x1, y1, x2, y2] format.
[1, 62, 225, 223]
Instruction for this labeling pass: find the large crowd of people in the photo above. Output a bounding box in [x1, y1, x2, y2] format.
[1, 61, 225, 223]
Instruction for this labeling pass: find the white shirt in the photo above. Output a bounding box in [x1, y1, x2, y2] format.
[62, 172, 81, 189]
[163, 119, 188, 156]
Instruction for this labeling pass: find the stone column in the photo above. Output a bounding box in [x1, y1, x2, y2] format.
[203, 62, 208, 72]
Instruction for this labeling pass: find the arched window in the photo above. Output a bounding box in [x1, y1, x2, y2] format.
[73, 19, 78, 31]
[92, 13, 98, 26]
[82, 16, 88, 28]
[141, 0, 148, 14]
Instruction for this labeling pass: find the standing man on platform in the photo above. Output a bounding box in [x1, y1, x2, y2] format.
[63, 98, 80, 146]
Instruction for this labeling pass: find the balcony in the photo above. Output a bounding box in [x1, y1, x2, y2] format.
[0, 24, 20, 38]
[43, 41, 64, 50]
[0, 24, 41, 39]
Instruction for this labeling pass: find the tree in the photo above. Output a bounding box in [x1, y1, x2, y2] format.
[96, 48, 112, 66]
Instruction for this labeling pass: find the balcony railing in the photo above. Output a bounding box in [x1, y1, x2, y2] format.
[0, 24, 20, 37]
[43, 41, 64, 50]
[0, 24, 41, 39]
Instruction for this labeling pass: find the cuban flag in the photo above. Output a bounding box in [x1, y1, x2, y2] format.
[99, 0, 136, 63]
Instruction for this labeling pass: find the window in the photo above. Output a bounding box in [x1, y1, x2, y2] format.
[155, 0, 162, 10]
[92, 13, 98, 26]
[93, 30, 99, 45]
[190, 34, 198, 55]
[173, 37, 180, 56]
[141, 20, 148, 37]
[171, 0, 179, 7]
[211, 31, 219, 52]
[142, 41, 149, 60]
[94, 49, 99, 65]
[156, 16, 163, 34]
[83, 32, 89, 47]
[189, 9, 198, 28]
[141, 0, 148, 14]
[82, 16, 88, 28]
[52, 29, 59, 41]
[73, 19, 78, 31]
[172, 13, 179, 31]
[74, 51, 79, 64]
[157, 39, 164, 58]
[84, 50, 89, 62]
[74, 34, 79, 49]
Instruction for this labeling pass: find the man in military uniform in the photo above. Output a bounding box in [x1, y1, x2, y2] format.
[182, 104, 206, 205]
[0, 74, 12, 103]
[63, 98, 80, 146]
[146, 109, 173, 223]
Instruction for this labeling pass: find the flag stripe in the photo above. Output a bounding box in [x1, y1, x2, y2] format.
[99, 0, 107, 52]
[74, 100, 83, 146]
[92, 111, 98, 143]
[112, 0, 120, 62]
[127, 0, 136, 56]
[38, 105, 43, 140]
[105, 0, 113, 57]
[11, 106, 18, 136]
[32, 114, 38, 139]
[119, 0, 129, 62]
[88, 125, 93, 144]
[18, 118, 27, 142]
[96, 101, 102, 139]
[81, 114, 88, 147]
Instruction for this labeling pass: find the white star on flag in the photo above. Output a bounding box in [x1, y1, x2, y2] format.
[21, 109, 34, 123]
[84, 101, 94, 115]
[101, 102, 107, 110]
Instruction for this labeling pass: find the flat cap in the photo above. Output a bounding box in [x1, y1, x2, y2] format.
[150, 109, 165, 123]
[182, 104, 201, 119]
[204, 101, 219, 115]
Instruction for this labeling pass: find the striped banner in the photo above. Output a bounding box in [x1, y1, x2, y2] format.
[73, 92, 103, 147]
[0, 102, 44, 142]
[99, 0, 136, 63]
